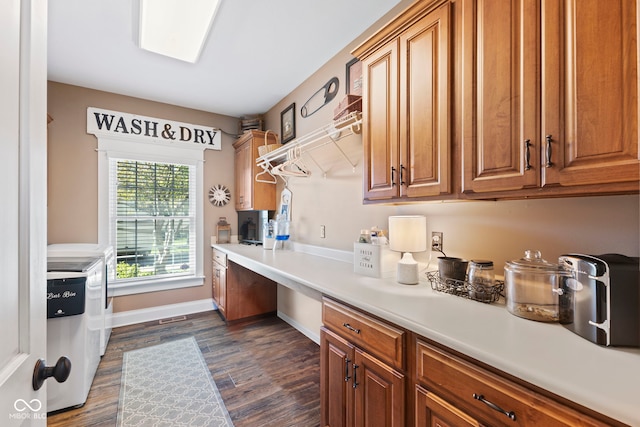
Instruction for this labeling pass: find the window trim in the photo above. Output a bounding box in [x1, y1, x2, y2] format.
[98, 137, 205, 295]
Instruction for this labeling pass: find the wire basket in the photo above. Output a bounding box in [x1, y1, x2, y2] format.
[426, 271, 504, 303]
[258, 129, 281, 157]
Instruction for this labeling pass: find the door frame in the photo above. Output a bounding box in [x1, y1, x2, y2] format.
[0, 0, 48, 424]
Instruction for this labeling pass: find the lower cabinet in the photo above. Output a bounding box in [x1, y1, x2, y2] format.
[212, 248, 276, 323]
[320, 296, 624, 427]
[415, 385, 480, 427]
[321, 298, 406, 427]
[212, 248, 227, 319]
[414, 339, 616, 427]
[212, 258, 227, 318]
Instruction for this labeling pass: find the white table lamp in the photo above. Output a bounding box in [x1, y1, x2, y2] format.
[389, 215, 427, 285]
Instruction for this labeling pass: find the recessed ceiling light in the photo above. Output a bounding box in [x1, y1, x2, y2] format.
[138, 0, 221, 63]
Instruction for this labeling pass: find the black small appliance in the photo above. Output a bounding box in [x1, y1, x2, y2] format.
[559, 253, 640, 347]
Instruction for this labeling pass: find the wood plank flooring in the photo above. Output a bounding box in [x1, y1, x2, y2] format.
[47, 311, 321, 427]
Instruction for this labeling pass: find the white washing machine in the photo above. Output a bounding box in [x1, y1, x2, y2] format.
[47, 257, 103, 412]
[48, 244, 114, 355]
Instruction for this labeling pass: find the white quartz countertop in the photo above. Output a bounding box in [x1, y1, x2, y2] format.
[213, 243, 640, 426]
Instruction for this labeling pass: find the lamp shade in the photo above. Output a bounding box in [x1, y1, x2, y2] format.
[388, 215, 427, 253]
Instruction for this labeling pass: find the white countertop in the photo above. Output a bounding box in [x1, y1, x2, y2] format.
[214, 243, 640, 426]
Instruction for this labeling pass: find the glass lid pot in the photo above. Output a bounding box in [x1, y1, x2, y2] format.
[504, 250, 572, 322]
[505, 250, 566, 272]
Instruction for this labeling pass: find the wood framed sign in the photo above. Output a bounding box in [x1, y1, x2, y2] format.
[346, 58, 362, 96]
[280, 103, 296, 144]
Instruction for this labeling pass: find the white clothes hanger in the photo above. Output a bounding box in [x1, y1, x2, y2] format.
[271, 147, 311, 177]
[255, 163, 277, 184]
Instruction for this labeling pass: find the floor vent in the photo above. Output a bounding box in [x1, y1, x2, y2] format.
[158, 315, 187, 325]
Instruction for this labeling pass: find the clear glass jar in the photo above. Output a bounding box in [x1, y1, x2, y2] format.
[467, 260, 494, 301]
[504, 250, 571, 322]
[359, 229, 371, 244]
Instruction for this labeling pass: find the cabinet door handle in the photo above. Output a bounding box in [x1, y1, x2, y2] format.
[344, 357, 351, 382]
[391, 166, 397, 186]
[342, 322, 361, 334]
[545, 134, 554, 167]
[400, 164, 406, 185]
[524, 139, 532, 171]
[352, 364, 359, 389]
[473, 393, 516, 421]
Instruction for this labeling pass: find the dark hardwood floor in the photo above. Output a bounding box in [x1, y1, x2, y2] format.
[47, 311, 321, 427]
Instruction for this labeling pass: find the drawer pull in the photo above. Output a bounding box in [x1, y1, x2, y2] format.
[342, 323, 361, 334]
[344, 357, 351, 382]
[473, 393, 516, 421]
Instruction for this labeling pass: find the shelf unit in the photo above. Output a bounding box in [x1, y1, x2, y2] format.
[255, 111, 362, 183]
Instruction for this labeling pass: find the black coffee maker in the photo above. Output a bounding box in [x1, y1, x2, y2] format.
[559, 253, 640, 347]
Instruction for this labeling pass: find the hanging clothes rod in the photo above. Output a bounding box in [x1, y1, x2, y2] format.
[256, 111, 362, 169]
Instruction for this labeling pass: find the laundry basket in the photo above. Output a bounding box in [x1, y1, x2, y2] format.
[258, 130, 281, 157]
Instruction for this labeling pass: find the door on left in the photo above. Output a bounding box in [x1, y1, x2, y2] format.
[0, 0, 49, 425]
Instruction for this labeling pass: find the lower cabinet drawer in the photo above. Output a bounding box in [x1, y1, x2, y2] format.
[416, 340, 608, 427]
[322, 297, 405, 369]
[212, 248, 227, 266]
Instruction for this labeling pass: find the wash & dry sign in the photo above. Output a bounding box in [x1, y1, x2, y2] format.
[87, 107, 221, 150]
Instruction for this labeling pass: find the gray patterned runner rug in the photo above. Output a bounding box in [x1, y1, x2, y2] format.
[117, 336, 234, 427]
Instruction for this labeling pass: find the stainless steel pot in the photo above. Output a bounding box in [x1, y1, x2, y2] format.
[504, 250, 572, 322]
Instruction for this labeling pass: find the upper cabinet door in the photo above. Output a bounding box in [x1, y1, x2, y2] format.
[400, 2, 451, 198]
[541, 0, 639, 188]
[233, 130, 277, 211]
[359, 0, 452, 202]
[234, 140, 250, 210]
[362, 40, 400, 201]
[461, 0, 540, 194]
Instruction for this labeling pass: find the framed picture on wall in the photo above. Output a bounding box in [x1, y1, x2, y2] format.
[345, 58, 362, 96]
[280, 102, 296, 144]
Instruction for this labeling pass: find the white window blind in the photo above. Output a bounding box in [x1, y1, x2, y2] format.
[109, 158, 196, 283]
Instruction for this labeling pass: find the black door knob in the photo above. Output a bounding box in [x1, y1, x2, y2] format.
[32, 357, 71, 391]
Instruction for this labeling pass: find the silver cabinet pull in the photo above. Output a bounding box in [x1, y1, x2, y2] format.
[524, 139, 532, 170]
[344, 357, 351, 382]
[352, 364, 359, 389]
[545, 134, 554, 167]
[473, 393, 516, 421]
[342, 323, 361, 334]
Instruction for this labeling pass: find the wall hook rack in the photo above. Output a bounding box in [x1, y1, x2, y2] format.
[256, 111, 361, 183]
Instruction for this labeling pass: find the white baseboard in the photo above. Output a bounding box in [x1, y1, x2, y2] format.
[112, 298, 216, 328]
[277, 310, 320, 345]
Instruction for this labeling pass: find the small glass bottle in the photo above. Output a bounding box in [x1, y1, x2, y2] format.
[467, 260, 494, 301]
[359, 229, 371, 244]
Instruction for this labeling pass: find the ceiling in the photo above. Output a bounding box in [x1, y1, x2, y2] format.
[48, 0, 401, 118]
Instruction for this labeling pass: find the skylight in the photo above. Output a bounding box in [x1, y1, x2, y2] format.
[138, 0, 221, 63]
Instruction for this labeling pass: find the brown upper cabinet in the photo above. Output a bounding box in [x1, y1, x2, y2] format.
[233, 130, 277, 211]
[355, 0, 639, 203]
[461, 0, 639, 198]
[353, 0, 452, 203]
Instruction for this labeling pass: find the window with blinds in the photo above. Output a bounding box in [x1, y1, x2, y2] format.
[109, 159, 196, 281]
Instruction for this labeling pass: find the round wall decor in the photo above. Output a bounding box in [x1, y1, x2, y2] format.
[208, 184, 231, 207]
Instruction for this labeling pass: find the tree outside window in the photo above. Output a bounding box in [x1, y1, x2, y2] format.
[112, 160, 195, 280]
